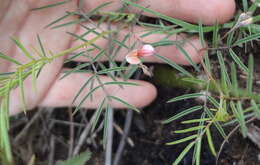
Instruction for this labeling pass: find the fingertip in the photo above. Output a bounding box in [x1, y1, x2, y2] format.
[201, 0, 236, 25]
[135, 80, 157, 108]
[113, 79, 157, 108]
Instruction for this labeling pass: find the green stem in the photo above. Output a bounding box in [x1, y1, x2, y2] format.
[153, 66, 260, 102]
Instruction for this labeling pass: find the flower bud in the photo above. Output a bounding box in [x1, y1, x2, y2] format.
[239, 17, 253, 26]
[238, 12, 253, 26]
[137, 44, 155, 57]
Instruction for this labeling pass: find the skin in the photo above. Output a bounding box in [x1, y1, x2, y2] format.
[0, 0, 236, 115]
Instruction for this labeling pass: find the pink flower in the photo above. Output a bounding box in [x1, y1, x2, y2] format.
[126, 44, 155, 65]
[125, 50, 141, 64]
[137, 44, 155, 57]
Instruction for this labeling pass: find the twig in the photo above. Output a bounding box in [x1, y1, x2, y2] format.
[68, 108, 74, 158]
[113, 70, 141, 165]
[14, 108, 43, 143]
[105, 106, 114, 165]
[72, 113, 95, 156]
[113, 123, 134, 147]
[113, 109, 133, 165]
[48, 135, 55, 165]
[216, 117, 256, 165]
[50, 119, 85, 127]
[105, 22, 115, 165]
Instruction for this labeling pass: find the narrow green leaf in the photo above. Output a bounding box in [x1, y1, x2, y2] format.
[194, 112, 206, 165]
[45, 12, 73, 28]
[249, 0, 260, 13]
[0, 95, 13, 164]
[168, 93, 204, 103]
[67, 31, 88, 42]
[205, 107, 227, 138]
[79, 24, 128, 49]
[104, 81, 139, 86]
[237, 101, 248, 137]
[204, 51, 211, 72]
[36, 34, 46, 57]
[217, 51, 231, 88]
[97, 62, 121, 84]
[163, 106, 203, 124]
[175, 44, 200, 72]
[212, 24, 220, 48]
[251, 100, 260, 118]
[12, 37, 35, 60]
[112, 33, 131, 60]
[181, 118, 211, 124]
[87, 2, 112, 16]
[247, 54, 254, 94]
[72, 75, 95, 104]
[229, 49, 249, 73]
[0, 52, 22, 65]
[198, 21, 206, 47]
[107, 95, 140, 113]
[52, 31, 112, 59]
[30, 45, 43, 58]
[174, 126, 205, 133]
[64, 51, 85, 63]
[60, 63, 91, 80]
[31, 64, 37, 92]
[181, 78, 205, 85]
[230, 101, 247, 137]
[167, 135, 197, 145]
[57, 151, 91, 165]
[91, 98, 106, 132]
[194, 138, 202, 165]
[97, 67, 128, 74]
[0, 72, 15, 77]
[52, 19, 84, 29]
[18, 70, 26, 113]
[150, 40, 175, 47]
[154, 54, 193, 77]
[230, 62, 239, 96]
[125, 65, 138, 80]
[31, 0, 70, 11]
[206, 128, 217, 156]
[227, 30, 235, 46]
[234, 32, 260, 46]
[172, 142, 195, 165]
[123, 0, 214, 32]
[242, 0, 248, 11]
[75, 84, 103, 112]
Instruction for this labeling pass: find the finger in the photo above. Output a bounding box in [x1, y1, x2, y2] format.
[7, 1, 78, 115]
[69, 23, 205, 65]
[82, 0, 235, 25]
[0, 0, 34, 72]
[39, 72, 157, 109]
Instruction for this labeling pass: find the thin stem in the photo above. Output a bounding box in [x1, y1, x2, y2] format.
[105, 106, 114, 165]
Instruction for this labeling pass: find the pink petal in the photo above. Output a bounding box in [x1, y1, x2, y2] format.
[138, 44, 155, 57]
[126, 55, 141, 64]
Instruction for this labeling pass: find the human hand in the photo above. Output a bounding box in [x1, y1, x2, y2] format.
[0, 0, 235, 115]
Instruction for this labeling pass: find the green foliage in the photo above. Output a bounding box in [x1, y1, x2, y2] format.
[145, 0, 260, 164]
[0, 30, 110, 165]
[56, 151, 91, 165]
[1, 0, 260, 165]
